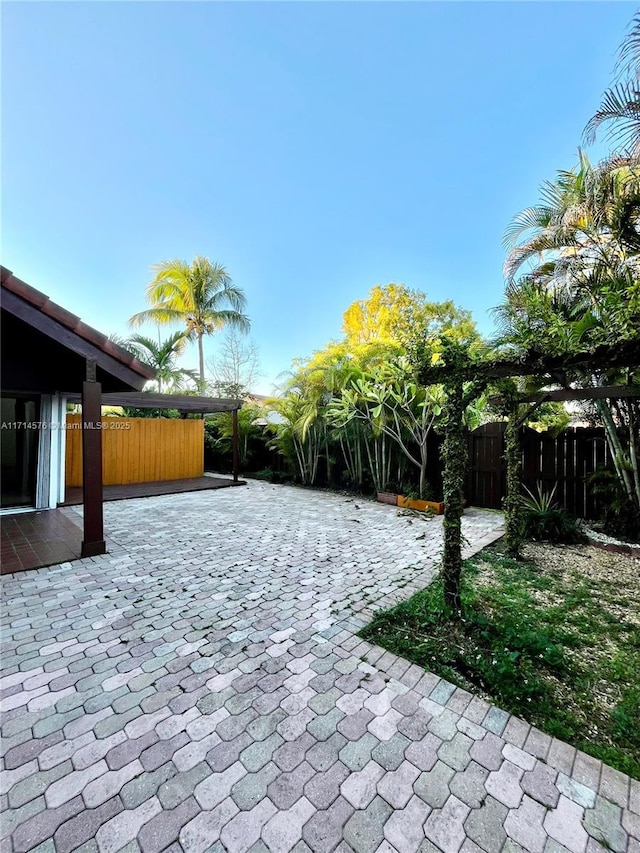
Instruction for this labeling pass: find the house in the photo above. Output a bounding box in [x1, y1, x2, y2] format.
[1, 266, 155, 558]
[1, 266, 246, 572]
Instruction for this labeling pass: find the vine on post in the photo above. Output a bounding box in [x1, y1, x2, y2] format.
[504, 404, 524, 558]
[440, 377, 466, 615]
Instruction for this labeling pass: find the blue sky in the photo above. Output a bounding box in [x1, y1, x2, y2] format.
[2, 1, 633, 393]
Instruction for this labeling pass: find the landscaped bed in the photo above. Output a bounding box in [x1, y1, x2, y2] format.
[360, 540, 640, 778]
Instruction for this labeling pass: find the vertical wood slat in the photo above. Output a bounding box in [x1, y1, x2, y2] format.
[466, 422, 612, 519]
[65, 415, 204, 486]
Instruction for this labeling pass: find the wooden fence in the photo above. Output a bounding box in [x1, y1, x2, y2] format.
[65, 415, 204, 486]
[466, 423, 612, 518]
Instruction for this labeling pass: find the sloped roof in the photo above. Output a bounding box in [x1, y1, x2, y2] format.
[1, 266, 155, 384]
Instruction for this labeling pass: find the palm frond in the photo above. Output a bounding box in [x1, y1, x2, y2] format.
[502, 206, 554, 249]
[584, 82, 640, 154]
[616, 11, 640, 81]
[128, 307, 187, 328]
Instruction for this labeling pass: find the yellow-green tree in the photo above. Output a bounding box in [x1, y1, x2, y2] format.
[342, 283, 477, 352]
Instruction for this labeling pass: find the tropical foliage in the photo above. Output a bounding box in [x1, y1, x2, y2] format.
[498, 150, 640, 355]
[129, 256, 250, 392]
[496, 155, 640, 523]
[205, 404, 264, 470]
[265, 284, 482, 495]
[125, 332, 199, 394]
[584, 11, 640, 156]
[494, 13, 640, 531]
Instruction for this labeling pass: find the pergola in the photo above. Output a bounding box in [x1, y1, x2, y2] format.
[64, 392, 245, 554]
[417, 338, 640, 614]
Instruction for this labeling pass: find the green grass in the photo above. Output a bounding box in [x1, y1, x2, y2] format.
[359, 543, 640, 778]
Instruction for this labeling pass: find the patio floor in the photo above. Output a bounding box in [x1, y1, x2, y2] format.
[63, 475, 245, 506]
[0, 509, 83, 575]
[1, 481, 637, 853]
[1, 477, 244, 575]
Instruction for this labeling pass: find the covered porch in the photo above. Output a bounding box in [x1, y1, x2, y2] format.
[1, 267, 245, 574]
[1, 475, 244, 574]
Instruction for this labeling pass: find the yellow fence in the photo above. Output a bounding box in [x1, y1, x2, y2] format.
[65, 415, 204, 486]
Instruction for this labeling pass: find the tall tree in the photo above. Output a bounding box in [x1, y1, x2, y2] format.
[342, 283, 476, 351]
[129, 256, 250, 393]
[206, 330, 261, 398]
[499, 154, 640, 517]
[584, 11, 640, 156]
[501, 150, 640, 353]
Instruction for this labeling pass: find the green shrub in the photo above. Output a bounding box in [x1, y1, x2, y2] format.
[520, 485, 587, 544]
[588, 469, 640, 541]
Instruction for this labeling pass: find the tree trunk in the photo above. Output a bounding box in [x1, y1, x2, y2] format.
[441, 382, 466, 616]
[198, 333, 205, 395]
[596, 398, 635, 502]
[626, 400, 640, 510]
[419, 444, 428, 499]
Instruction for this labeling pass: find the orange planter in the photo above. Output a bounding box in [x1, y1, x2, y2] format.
[397, 495, 445, 514]
[376, 492, 445, 514]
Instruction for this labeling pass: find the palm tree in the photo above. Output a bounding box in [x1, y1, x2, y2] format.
[584, 12, 640, 156]
[126, 332, 198, 393]
[129, 256, 250, 393]
[501, 150, 640, 352]
[498, 155, 640, 515]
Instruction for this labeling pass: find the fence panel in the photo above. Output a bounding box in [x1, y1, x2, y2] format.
[65, 415, 204, 486]
[466, 422, 504, 509]
[466, 423, 612, 519]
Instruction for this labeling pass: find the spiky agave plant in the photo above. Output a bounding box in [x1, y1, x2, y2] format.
[520, 484, 586, 544]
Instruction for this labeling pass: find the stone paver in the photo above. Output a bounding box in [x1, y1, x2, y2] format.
[463, 796, 507, 852]
[424, 794, 470, 853]
[1, 481, 636, 853]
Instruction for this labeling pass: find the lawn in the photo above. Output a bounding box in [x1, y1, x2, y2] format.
[360, 541, 640, 778]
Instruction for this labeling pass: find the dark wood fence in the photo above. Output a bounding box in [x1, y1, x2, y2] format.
[466, 423, 611, 519]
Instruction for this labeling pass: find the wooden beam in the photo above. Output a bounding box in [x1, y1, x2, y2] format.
[515, 394, 551, 427]
[419, 340, 640, 385]
[65, 392, 244, 413]
[508, 385, 640, 404]
[81, 362, 105, 558]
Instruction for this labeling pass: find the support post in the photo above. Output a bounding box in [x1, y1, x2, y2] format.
[81, 360, 105, 557]
[232, 409, 239, 483]
[504, 404, 523, 559]
[440, 380, 466, 616]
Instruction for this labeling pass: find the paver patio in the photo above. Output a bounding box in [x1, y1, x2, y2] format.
[1, 481, 638, 853]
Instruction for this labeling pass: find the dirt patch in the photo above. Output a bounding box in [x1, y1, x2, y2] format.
[522, 541, 640, 626]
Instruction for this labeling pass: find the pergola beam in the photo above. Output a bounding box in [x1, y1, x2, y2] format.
[419, 340, 640, 385]
[514, 385, 640, 403]
[422, 337, 639, 614]
[65, 392, 244, 413]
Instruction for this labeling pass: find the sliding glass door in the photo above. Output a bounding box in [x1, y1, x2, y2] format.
[1, 394, 40, 508]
